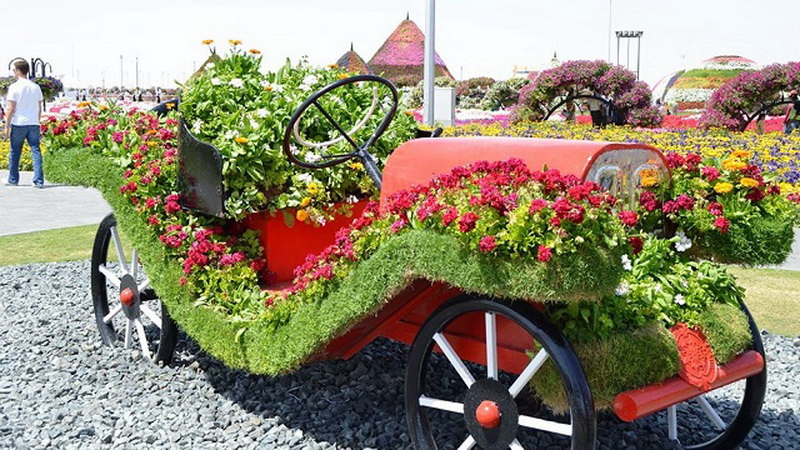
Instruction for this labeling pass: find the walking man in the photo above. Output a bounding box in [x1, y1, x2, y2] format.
[4, 60, 44, 187]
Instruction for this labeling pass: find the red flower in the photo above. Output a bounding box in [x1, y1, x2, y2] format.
[179, 277, 188, 286]
[458, 212, 479, 233]
[629, 236, 643, 255]
[701, 166, 721, 181]
[441, 207, 459, 227]
[148, 215, 160, 226]
[713, 217, 730, 234]
[618, 210, 639, 227]
[478, 235, 497, 253]
[529, 198, 548, 213]
[537, 245, 552, 262]
[684, 153, 702, 171]
[745, 188, 764, 203]
[707, 202, 723, 216]
[665, 153, 685, 169]
[639, 191, 659, 211]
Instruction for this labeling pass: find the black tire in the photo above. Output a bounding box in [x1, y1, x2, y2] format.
[669, 301, 766, 450]
[406, 295, 596, 449]
[90, 213, 178, 363]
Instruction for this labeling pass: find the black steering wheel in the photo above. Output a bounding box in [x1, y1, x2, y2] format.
[282, 75, 399, 188]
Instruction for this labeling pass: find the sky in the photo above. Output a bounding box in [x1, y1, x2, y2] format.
[3, 0, 800, 90]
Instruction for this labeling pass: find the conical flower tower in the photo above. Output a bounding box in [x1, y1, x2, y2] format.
[368, 16, 454, 87]
[335, 43, 374, 75]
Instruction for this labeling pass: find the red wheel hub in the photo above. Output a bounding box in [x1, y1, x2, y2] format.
[120, 288, 135, 306]
[475, 400, 501, 429]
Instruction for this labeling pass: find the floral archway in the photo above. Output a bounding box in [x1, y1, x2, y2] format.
[510, 60, 661, 127]
[700, 62, 800, 131]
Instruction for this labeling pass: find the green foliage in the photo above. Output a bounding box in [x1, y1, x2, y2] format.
[179, 48, 417, 220]
[697, 303, 752, 364]
[455, 77, 495, 109]
[480, 78, 529, 111]
[681, 69, 746, 78]
[696, 215, 795, 265]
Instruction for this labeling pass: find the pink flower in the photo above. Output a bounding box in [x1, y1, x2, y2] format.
[707, 202, 723, 216]
[537, 245, 552, 262]
[529, 198, 548, 213]
[701, 167, 721, 181]
[458, 212, 479, 233]
[478, 235, 497, 253]
[112, 132, 124, 144]
[390, 218, 408, 233]
[618, 210, 638, 227]
[441, 207, 459, 227]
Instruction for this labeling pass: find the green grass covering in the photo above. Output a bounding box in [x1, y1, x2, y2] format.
[0, 225, 99, 265]
[44, 148, 624, 374]
[529, 303, 752, 413]
[697, 216, 795, 266]
[729, 266, 800, 336]
[681, 69, 747, 78]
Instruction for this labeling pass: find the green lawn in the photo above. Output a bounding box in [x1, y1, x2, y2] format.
[1, 225, 798, 335]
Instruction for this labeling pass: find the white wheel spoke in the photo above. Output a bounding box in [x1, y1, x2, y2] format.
[696, 395, 727, 431]
[110, 226, 129, 274]
[456, 435, 476, 450]
[131, 249, 138, 281]
[98, 265, 121, 288]
[667, 405, 678, 441]
[518, 414, 572, 436]
[509, 438, 525, 449]
[140, 304, 162, 329]
[103, 304, 123, 323]
[485, 312, 498, 380]
[124, 319, 132, 349]
[137, 277, 150, 293]
[509, 348, 548, 398]
[419, 396, 464, 414]
[433, 333, 476, 387]
[134, 319, 152, 359]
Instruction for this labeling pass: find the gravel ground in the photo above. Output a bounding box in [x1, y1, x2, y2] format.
[1, 261, 798, 449]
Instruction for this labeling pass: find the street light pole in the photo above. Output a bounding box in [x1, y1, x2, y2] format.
[607, 0, 612, 61]
[120, 55, 124, 90]
[423, 0, 436, 126]
[135, 57, 139, 89]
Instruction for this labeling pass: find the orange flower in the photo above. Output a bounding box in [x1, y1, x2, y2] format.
[263, 85, 273, 91]
[229, 39, 242, 46]
[98, 105, 109, 111]
[337, 74, 349, 80]
[235, 137, 249, 144]
[249, 49, 261, 55]
[165, 102, 175, 110]
[202, 39, 214, 45]
[327, 64, 339, 69]
[77, 102, 91, 108]
[296, 209, 309, 222]
[722, 158, 746, 171]
[300, 197, 311, 207]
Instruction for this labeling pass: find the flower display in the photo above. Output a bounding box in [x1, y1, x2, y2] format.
[179, 44, 418, 221]
[510, 60, 662, 127]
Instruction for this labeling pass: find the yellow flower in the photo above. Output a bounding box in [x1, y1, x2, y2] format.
[235, 137, 249, 144]
[722, 158, 746, 171]
[229, 39, 242, 46]
[249, 49, 261, 55]
[98, 105, 109, 111]
[714, 182, 734, 194]
[165, 102, 174, 110]
[307, 183, 321, 195]
[739, 177, 760, 188]
[349, 162, 364, 171]
[146, 141, 158, 147]
[732, 150, 752, 159]
[202, 39, 214, 45]
[77, 102, 91, 108]
[337, 74, 349, 80]
[146, 130, 157, 135]
[327, 64, 339, 69]
[639, 168, 659, 187]
[263, 85, 273, 91]
[296, 209, 309, 222]
[300, 197, 311, 207]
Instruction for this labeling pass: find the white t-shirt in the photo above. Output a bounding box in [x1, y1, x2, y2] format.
[7, 78, 43, 126]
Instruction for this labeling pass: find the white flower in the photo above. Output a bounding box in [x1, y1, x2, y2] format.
[674, 294, 686, 306]
[346, 195, 359, 204]
[621, 255, 632, 271]
[306, 153, 322, 163]
[224, 130, 236, 139]
[273, 84, 284, 93]
[675, 231, 693, 252]
[289, 144, 299, 155]
[297, 173, 313, 184]
[615, 282, 629, 296]
[249, 119, 260, 130]
[302, 75, 318, 86]
[192, 119, 202, 134]
[206, 63, 215, 69]
[210, 78, 222, 86]
[230, 78, 243, 88]
[256, 108, 269, 118]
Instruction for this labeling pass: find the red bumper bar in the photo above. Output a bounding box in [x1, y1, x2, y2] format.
[613, 350, 764, 422]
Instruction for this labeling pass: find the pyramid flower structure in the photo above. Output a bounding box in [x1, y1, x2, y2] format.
[368, 18, 454, 87]
[336, 45, 374, 75]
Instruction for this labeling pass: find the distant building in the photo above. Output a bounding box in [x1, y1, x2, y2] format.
[335, 44, 373, 75]
[368, 16, 454, 87]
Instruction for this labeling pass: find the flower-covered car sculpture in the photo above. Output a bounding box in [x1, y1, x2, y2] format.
[43, 45, 799, 450]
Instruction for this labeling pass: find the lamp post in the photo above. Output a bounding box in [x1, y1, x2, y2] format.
[423, 0, 436, 126]
[615, 30, 643, 79]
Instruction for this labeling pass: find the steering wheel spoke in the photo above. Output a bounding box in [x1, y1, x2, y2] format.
[283, 75, 398, 189]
